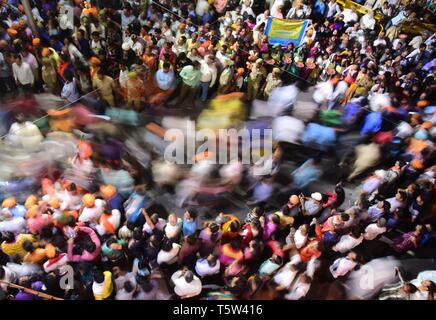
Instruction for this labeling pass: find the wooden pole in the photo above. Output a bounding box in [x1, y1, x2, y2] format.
[21, 0, 39, 37]
[0, 280, 64, 300]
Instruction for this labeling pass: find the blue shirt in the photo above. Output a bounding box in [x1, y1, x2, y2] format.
[182, 219, 198, 237]
[11, 205, 27, 218]
[314, 0, 326, 17]
[302, 123, 336, 151]
[361, 112, 382, 135]
[108, 194, 125, 215]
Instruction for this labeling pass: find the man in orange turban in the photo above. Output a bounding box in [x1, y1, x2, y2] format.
[7, 29, 17, 37]
[100, 185, 117, 200]
[2, 197, 16, 209]
[25, 195, 38, 209]
[42, 47, 51, 57]
[32, 38, 41, 46]
[82, 194, 96, 208]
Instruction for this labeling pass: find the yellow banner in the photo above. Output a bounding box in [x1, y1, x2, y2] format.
[268, 19, 306, 39]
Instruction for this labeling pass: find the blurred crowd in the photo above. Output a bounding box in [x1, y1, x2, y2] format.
[0, 0, 435, 300]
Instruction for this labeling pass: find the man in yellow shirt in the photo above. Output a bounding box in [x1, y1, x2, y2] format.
[1, 232, 36, 260]
[92, 69, 116, 107]
[92, 270, 114, 300]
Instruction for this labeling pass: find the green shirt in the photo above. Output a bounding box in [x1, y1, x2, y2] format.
[179, 65, 201, 88]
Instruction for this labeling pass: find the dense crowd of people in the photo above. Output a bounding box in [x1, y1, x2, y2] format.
[0, 0, 435, 300]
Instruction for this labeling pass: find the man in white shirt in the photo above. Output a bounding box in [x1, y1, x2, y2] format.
[364, 218, 387, 240]
[284, 274, 312, 300]
[195, 254, 220, 278]
[171, 269, 202, 298]
[360, 11, 375, 31]
[199, 55, 218, 102]
[196, 0, 210, 18]
[330, 251, 358, 278]
[333, 226, 364, 253]
[12, 55, 34, 93]
[155, 62, 175, 91]
[341, 6, 359, 25]
[273, 255, 301, 290]
[326, 0, 340, 18]
[313, 74, 341, 107]
[256, 9, 270, 25]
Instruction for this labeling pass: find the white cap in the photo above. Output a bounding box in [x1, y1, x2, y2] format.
[311, 192, 322, 201]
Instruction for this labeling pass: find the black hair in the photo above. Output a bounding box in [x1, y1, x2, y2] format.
[382, 200, 391, 212]
[141, 280, 153, 293]
[341, 213, 350, 222]
[229, 238, 241, 250]
[22, 240, 35, 253]
[273, 255, 283, 265]
[184, 271, 194, 283]
[2, 232, 15, 243]
[186, 234, 197, 246]
[351, 226, 362, 238]
[161, 239, 173, 252]
[67, 215, 76, 227]
[93, 270, 104, 283]
[229, 220, 240, 232]
[163, 61, 171, 69]
[124, 281, 135, 293]
[270, 214, 280, 224]
[186, 208, 198, 220]
[133, 228, 144, 241]
[84, 241, 96, 253]
[126, 221, 136, 231]
[138, 257, 149, 269]
[64, 71, 74, 82]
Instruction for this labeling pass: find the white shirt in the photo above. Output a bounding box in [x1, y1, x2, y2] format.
[164, 222, 181, 239]
[155, 69, 175, 91]
[330, 257, 358, 278]
[313, 80, 334, 104]
[0, 217, 26, 234]
[342, 9, 358, 24]
[364, 223, 386, 240]
[12, 62, 34, 85]
[61, 79, 80, 102]
[200, 59, 218, 87]
[196, 0, 210, 16]
[79, 199, 105, 223]
[290, 229, 308, 249]
[374, 37, 387, 47]
[327, 1, 340, 18]
[143, 218, 166, 234]
[273, 263, 298, 288]
[0, 266, 17, 290]
[333, 234, 363, 253]
[360, 14, 375, 30]
[268, 84, 299, 110]
[171, 270, 202, 298]
[284, 281, 310, 300]
[195, 258, 220, 277]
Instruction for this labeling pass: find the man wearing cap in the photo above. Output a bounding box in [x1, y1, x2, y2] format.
[11, 54, 34, 94]
[299, 192, 324, 218]
[247, 58, 267, 101]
